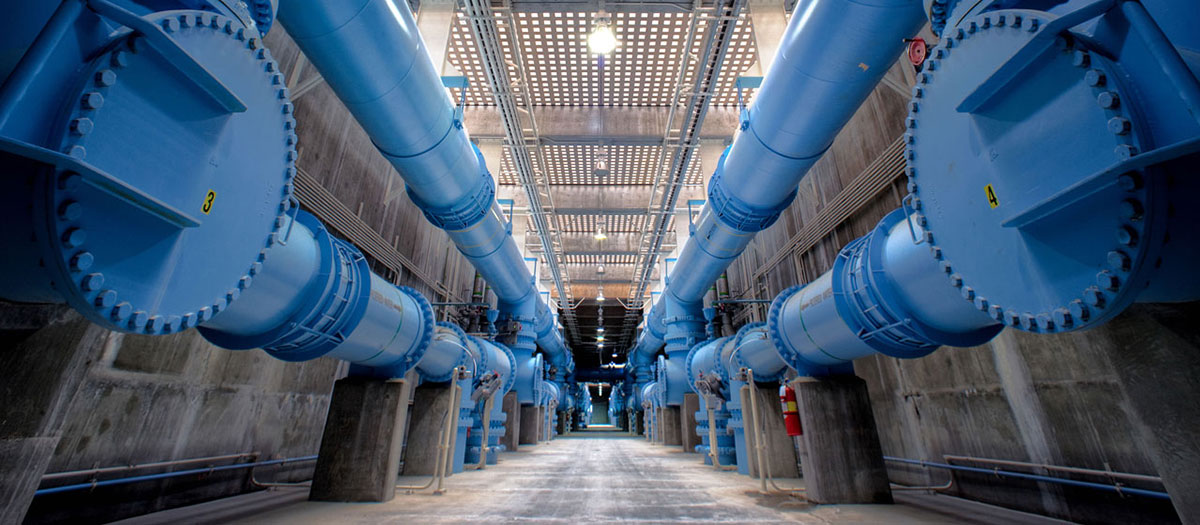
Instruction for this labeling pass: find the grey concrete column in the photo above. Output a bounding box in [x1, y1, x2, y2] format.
[748, 0, 788, 75]
[401, 384, 455, 476]
[310, 374, 415, 502]
[416, 0, 458, 76]
[681, 394, 701, 453]
[697, 139, 730, 191]
[1095, 304, 1200, 523]
[519, 405, 540, 445]
[0, 307, 106, 524]
[790, 375, 892, 504]
[740, 384, 799, 479]
[662, 406, 683, 446]
[501, 392, 520, 451]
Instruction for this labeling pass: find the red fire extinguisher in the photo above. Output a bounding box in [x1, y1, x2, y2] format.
[780, 386, 802, 436]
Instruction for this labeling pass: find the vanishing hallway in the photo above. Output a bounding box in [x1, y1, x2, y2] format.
[117, 429, 1069, 524]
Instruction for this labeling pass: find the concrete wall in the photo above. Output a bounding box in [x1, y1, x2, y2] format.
[16, 26, 480, 523]
[719, 59, 1184, 523]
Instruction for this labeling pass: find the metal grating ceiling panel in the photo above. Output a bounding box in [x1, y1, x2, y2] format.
[564, 253, 640, 265]
[447, 10, 758, 106]
[555, 213, 663, 233]
[498, 145, 702, 185]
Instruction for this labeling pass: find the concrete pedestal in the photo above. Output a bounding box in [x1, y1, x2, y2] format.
[681, 394, 701, 453]
[634, 410, 644, 435]
[739, 385, 799, 479]
[1098, 304, 1200, 523]
[310, 374, 415, 502]
[662, 406, 682, 446]
[401, 384, 455, 476]
[519, 405, 541, 445]
[501, 392, 520, 452]
[790, 375, 891, 504]
[0, 307, 105, 524]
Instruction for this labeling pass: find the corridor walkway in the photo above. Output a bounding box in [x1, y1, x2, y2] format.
[118, 431, 1068, 524]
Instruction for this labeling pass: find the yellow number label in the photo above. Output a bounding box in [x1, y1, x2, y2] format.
[202, 190, 217, 214]
[984, 184, 999, 209]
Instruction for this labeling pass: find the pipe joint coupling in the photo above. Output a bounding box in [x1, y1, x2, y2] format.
[406, 167, 495, 231]
[707, 170, 797, 233]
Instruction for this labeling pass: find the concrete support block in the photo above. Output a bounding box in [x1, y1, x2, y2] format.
[634, 410, 644, 435]
[310, 375, 414, 502]
[501, 392, 520, 452]
[556, 411, 567, 435]
[0, 308, 106, 524]
[681, 394, 701, 453]
[402, 384, 455, 476]
[519, 405, 540, 445]
[662, 406, 683, 446]
[1097, 304, 1200, 523]
[740, 385, 799, 479]
[790, 375, 892, 504]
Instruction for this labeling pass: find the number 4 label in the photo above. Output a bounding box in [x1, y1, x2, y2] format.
[984, 184, 999, 209]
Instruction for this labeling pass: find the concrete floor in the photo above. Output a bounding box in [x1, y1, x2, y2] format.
[117, 430, 1070, 524]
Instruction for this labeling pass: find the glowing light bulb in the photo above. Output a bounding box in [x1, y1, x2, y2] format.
[588, 22, 617, 55]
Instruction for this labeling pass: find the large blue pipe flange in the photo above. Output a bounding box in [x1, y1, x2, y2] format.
[463, 334, 488, 377]
[405, 148, 495, 231]
[706, 168, 797, 233]
[730, 322, 787, 383]
[494, 340, 518, 395]
[923, 0, 958, 37]
[12, 9, 294, 334]
[766, 284, 809, 371]
[200, 211, 370, 362]
[684, 336, 727, 386]
[424, 321, 472, 383]
[840, 210, 1003, 355]
[907, 8, 1176, 334]
[715, 336, 738, 383]
[401, 284, 437, 369]
[247, 0, 276, 36]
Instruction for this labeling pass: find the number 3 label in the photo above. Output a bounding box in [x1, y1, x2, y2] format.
[202, 190, 217, 214]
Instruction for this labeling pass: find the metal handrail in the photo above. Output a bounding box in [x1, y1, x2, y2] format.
[40, 452, 259, 481]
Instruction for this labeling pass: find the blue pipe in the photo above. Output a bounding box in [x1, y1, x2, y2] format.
[198, 211, 447, 379]
[764, 0, 1200, 374]
[276, 0, 572, 382]
[632, 0, 927, 400]
[34, 455, 318, 496]
[662, 0, 927, 306]
[766, 210, 1002, 374]
[884, 457, 1171, 500]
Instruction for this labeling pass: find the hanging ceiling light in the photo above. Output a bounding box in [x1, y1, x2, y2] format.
[612, 352, 618, 358]
[594, 147, 610, 178]
[597, 326, 604, 333]
[597, 264, 605, 274]
[596, 289, 606, 302]
[588, 12, 617, 55]
[593, 225, 607, 241]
